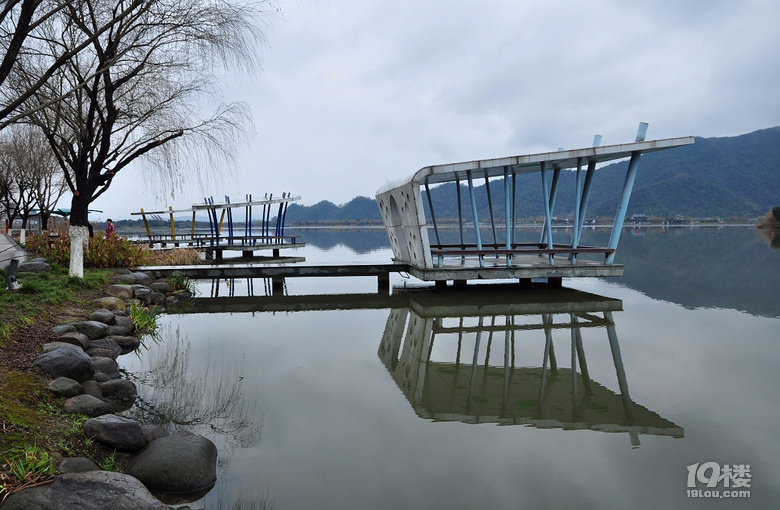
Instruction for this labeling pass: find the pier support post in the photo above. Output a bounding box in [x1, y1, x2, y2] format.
[547, 277, 562, 288]
[435, 280, 447, 289]
[272, 277, 284, 294]
[377, 274, 390, 293]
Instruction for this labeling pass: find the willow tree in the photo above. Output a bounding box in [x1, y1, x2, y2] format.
[0, 0, 148, 127]
[12, 0, 272, 276]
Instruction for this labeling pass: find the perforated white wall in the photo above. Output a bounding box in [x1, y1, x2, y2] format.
[376, 182, 433, 268]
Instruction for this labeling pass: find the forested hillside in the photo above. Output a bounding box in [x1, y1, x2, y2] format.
[285, 127, 779, 223]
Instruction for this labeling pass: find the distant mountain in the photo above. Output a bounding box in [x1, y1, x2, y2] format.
[285, 127, 780, 223]
[285, 196, 382, 224]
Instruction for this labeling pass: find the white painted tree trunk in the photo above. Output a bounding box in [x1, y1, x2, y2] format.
[69, 225, 89, 278]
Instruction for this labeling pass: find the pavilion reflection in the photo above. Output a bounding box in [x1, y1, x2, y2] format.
[378, 285, 683, 446]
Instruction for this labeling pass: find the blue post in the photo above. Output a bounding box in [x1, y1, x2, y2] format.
[280, 192, 290, 239]
[540, 167, 561, 247]
[503, 167, 512, 266]
[424, 181, 441, 247]
[606, 151, 641, 263]
[511, 172, 517, 246]
[539, 162, 554, 265]
[571, 158, 583, 264]
[484, 175, 497, 245]
[466, 170, 484, 267]
[243, 194, 249, 246]
[455, 176, 464, 247]
[275, 192, 285, 240]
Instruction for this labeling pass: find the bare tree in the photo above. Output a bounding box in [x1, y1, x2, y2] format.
[11, 124, 67, 229]
[0, 128, 40, 228]
[13, 0, 274, 276]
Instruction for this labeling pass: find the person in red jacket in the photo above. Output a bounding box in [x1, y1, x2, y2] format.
[105, 219, 116, 238]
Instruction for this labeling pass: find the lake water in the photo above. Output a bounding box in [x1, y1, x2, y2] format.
[121, 226, 780, 510]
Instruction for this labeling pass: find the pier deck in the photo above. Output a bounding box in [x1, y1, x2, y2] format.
[140, 254, 622, 293]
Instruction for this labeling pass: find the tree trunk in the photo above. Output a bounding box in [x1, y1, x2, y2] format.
[69, 225, 89, 278]
[68, 193, 90, 278]
[41, 212, 50, 230]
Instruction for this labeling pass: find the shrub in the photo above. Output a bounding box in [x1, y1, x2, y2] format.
[24, 230, 147, 268]
[773, 205, 780, 222]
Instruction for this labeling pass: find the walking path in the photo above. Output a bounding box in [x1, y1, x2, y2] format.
[0, 233, 28, 270]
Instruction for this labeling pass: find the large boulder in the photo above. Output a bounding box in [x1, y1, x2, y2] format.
[125, 432, 218, 495]
[17, 260, 51, 273]
[91, 356, 120, 380]
[88, 309, 116, 325]
[87, 337, 122, 357]
[0, 470, 170, 510]
[70, 321, 110, 340]
[53, 332, 90, 350]
[106, 284, 134, 300]
[108, 335, 141, 354]
[99, 378, 137, 400]
[83, 415, 146, 450]
[47, 377, 83, 398]
[51, 324, 77, 336]
[150, 281, 172, 293]
[94, 296, 126, 311]
[42, 341, 81, 353]
[134, 287, 152, 305]
[63, 394, 113, 417]
[81, 380, 103, 399]
[33, 345, 94, 382]
[56, 457, 100, 474]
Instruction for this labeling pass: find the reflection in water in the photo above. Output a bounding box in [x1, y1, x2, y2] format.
[126, 324, 261, 450]
[124, 324, 272, 508]
[378, 286, 683, 447]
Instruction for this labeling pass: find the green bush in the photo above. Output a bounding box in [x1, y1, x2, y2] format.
[772, 205, 780, 222]
[25, 231, 147, 268]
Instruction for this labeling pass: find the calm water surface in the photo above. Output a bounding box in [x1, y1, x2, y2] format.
[121, 226, 780, 509]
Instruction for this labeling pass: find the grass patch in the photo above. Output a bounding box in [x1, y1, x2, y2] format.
[0, 264, 108, 346]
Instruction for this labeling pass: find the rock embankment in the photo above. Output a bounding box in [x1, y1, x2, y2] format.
[3, 268, 213, 510]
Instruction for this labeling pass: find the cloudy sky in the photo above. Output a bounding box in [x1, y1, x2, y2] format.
[94, 0, 780, 221]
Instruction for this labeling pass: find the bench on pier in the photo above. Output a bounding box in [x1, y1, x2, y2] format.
[430, 243, 615, 268]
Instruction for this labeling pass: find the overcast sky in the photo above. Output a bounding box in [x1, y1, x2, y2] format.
[93, 0, 780, 221]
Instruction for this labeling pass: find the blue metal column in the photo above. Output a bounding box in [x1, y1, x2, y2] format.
[455, 176, 464, 248]
[539, 162, 555, 265]
[606, 123, 647, 263]
[511, 171, 517, 246]
[484, 175, 497, 245]
[466, 170, 484, 267]
[424, 181, 441, 247]
[570, 157, 583, 264]
[573, 135, 602, 252]
[606, 152, 641, 263]
[540, 167, 561, 247]
[503, 167, 512, 266]
[279, 192, 290, 239]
